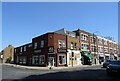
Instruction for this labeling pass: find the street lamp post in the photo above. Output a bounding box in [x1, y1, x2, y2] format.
[93, 33, 96, 64]
[71, 49, 74, 67]
[93, 31, 99, 64]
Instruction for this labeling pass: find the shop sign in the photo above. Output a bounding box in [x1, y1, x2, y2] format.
[57, 48, 67, 53]
[34, 50, 41, 53]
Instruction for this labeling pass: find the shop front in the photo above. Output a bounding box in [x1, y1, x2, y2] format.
[98, 53, 104, 64]
[32, 49, 45, 66]
[81, 51, 94, 65]
[105, 54, 110, 60]
[57, 48, 67, 66]
[48, 46, 56, 67]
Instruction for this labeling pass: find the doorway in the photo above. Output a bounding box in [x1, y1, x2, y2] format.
[49, 57, 55, 67]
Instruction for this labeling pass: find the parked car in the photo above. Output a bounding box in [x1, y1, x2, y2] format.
[106, 60, 120, 75]
[103, 60, 112, 68]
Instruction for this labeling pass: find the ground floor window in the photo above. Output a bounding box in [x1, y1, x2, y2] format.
[39, 55, 45, 64]
[105, 56, 109, 60]
[59, 55, 66, 65]
[114, 56, 117, 60]
[23, 57, 26, 64]
[32, 56, 39, 64]
[19, 56, 22, 64]
[99, 57, 104, 62]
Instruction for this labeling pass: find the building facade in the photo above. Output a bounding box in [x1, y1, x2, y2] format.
[14, 28, 119, 67]
[14, 32, 67, 67]
[55, 28, 82, 66]
[1, 45, 14, 63]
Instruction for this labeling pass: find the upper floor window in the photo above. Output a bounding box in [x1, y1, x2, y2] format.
[58, 40, 66, 48]
[98, 39, 102, 44]
[82, 44, 89, 50]
[15, 49, 16, 53]
[110, 49, 112, 53]
[81, 34, 88, 41]
[71, 42, 74, 49]
[71, 42, 77, 49]
[98, 47, 103, 53]
[104, 47, 108, 53]
[20, 47, 22, 52]
[40, 40, 44, 48]
[91, 45, 96, 52]
[34, 42, 37, 49]
[104, 40, 108, 45]
[24, 46, 26, 51]
[91, 37, 96, 43]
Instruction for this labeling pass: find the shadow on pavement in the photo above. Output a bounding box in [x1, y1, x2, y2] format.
[2, 68, 120, 81]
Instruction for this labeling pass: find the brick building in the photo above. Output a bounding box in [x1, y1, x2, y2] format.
[14, 28, 119, 67]
[14, 32, 67, 67]
[1, 45, 14, 63]
[55, 28, 82, 66]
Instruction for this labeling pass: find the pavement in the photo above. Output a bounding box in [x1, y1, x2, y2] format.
[2, 63, 101, 70]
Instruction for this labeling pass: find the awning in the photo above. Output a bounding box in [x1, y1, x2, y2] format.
[81, 51, 94, 59]
[99, 54, 104, 57]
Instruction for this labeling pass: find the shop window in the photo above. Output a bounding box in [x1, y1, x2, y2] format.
[19, 56, 22, 64]
[39, 55, 45, 64]
[23, 57, 26, 64]
[59, 55, 66, 64]
[33, 56, 39, 64]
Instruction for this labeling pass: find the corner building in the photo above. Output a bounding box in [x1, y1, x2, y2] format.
[14, 32, 67, 67]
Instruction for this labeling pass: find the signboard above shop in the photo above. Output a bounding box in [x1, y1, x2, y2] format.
[57, 48, 67, 53]
[34, 50, 41, 53]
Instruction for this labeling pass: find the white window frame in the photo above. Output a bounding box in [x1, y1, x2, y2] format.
[34, 42, 37, 49]
[39, 55, 45, 64]
[82, 43, 89, 50]
[40, 40, 44, 48]
[98, 39, 102, 45]
[32, 56, 39, 64]
[23, 57, 26, 64]
[20, 47, 22, 52]
[59, 55, 66, 65]
[104, 40, 108, 45]
[58, 40, 66, 48]
[71, 42, 74, 49]
[15, 49, 16, 53]
[24, 46, 26, 51]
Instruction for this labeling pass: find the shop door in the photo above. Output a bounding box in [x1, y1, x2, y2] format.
[49, 57, 55, 67]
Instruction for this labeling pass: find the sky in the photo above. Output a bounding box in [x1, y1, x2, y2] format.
[2, 2, 118, 51]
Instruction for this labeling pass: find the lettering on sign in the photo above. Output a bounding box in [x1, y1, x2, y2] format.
[34, 50, 41, 53]
[57, 48, 66, 53]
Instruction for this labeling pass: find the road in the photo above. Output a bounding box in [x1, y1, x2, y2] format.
[1, 64, 120, 81]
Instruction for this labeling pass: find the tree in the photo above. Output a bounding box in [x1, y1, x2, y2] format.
[5, 57, 12, 63]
